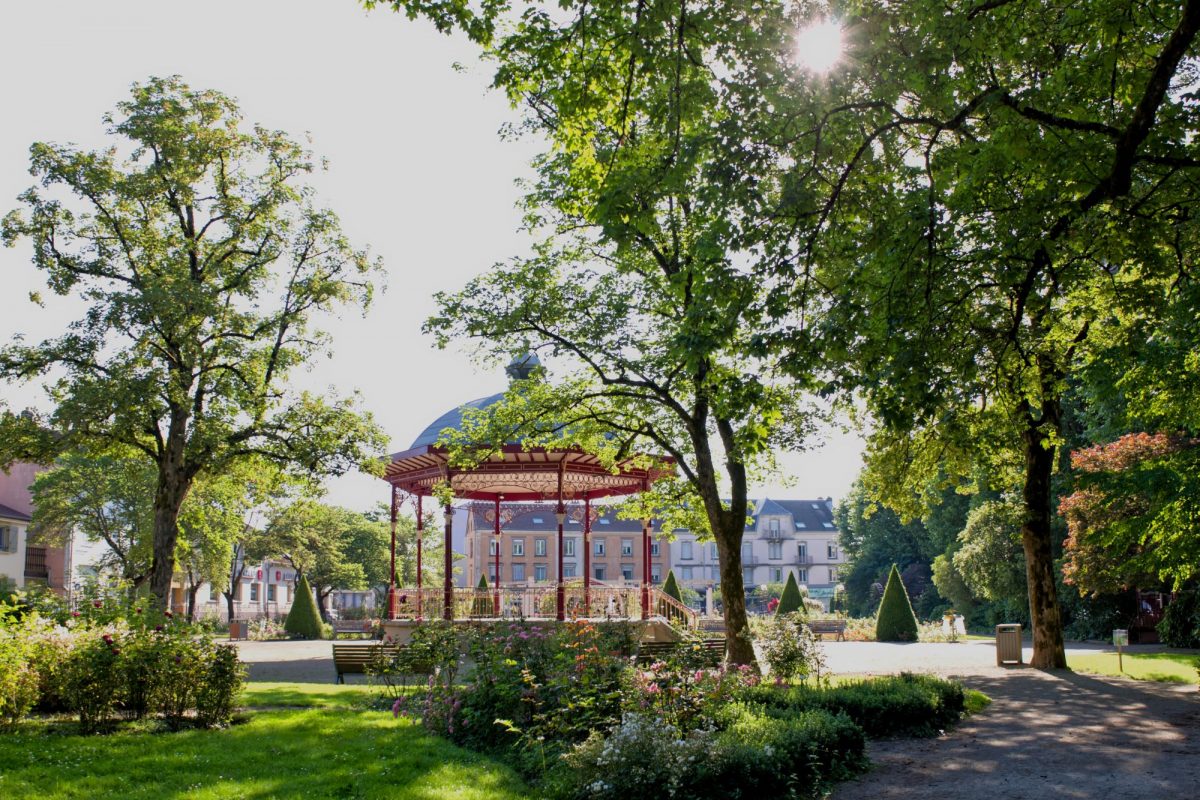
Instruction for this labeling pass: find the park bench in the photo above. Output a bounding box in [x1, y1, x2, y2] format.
[635, 637, 726, 667]
[805, 619, 848, 641]
[332, 618, 374, 636]
[331, 642, 400, 684]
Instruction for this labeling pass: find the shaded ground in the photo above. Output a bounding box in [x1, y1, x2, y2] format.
[831, 669, 1199, 800]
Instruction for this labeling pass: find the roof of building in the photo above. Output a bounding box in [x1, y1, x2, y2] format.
[470, 504, 664, 534]
[0, 502, 31, 522]
[409, 353, 541, 449]
[746, 498, 835, 532]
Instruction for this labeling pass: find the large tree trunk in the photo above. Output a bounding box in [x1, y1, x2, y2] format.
[223, 589, 236, 623]
[317, 587, 331, 622]
[713, 520, 755, 666]
[148, 418, 193, 612]
[1020, 398, 1068, 669]
[186, 580, 200, 622]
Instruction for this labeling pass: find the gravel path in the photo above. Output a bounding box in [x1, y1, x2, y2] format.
[234, 638, 1200, 798]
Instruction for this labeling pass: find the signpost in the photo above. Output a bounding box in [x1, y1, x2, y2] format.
[1113, 629, 1128, 672]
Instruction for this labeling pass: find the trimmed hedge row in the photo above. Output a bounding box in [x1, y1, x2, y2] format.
[741, 672, 966, 738]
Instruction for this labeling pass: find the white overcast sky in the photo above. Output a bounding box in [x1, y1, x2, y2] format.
[0, 0, 865, 512]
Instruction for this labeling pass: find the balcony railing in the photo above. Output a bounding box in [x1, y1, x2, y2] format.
[24, 546, 49, 580]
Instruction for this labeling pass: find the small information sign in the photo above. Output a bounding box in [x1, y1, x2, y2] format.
[1112, 629, 1128, 647]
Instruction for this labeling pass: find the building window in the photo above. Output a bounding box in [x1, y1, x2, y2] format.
[742, 567, 754, 587]
[488, 565, 497, 583]
[621, 564, 634, 581]
[829, 567, 839, 582]
[268, 584, 277, 602]
[827, 543, 838, 560]
[798, 541, 808, 558]
[711, 566, 721, 579]
[250, 583, 259, 602]
[681, 541, 693, 560]
[512, 564, 526, 582]
[768, 541, 782, 560]
[489, 539, 498, 556]
[534, 538, 547, 556]
[594, 565, 606, 581]
[681, 566, 693, 581]
[0, 526, 14, 552]
[512, 539, 525, 557]
[651, 566, 661, 582]
[771, 568, 782, 583]
[797, 569, 808, 582]
[594, 539, 605, 556]
[650, 541, 660, 557]
[769, 518, 780, 533]
[710, 544, 718, 560]
[564, 538, 575, 557]
[621, 539, 633, 556]
[534, 564, 548, 582]
[564, 563, 576, 578]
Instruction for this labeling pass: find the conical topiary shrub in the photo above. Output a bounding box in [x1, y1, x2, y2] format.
[284, 574, 325, 639]
[776, 571, 805, 616]
[875, 564, 919, 642]
[662, 569, 683, 604]
[474, 573, 493, 616]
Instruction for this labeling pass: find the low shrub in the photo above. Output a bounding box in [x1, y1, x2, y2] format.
[0, 630, 38, 729]
[752, 612, 826, 683]
[62, 630, 127, 733]
[703, 704, 867, 799]
[741, 673, 967, 738]
[195, 643, 246, 727]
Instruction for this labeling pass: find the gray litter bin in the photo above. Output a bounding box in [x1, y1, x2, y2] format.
[995, 623, 1023, 666]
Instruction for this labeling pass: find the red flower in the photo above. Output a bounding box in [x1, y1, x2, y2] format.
[93, 600, 102, 608]
[164, 610, 173, 618]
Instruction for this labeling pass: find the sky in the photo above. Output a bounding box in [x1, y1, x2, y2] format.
[0, 0, 866, 512]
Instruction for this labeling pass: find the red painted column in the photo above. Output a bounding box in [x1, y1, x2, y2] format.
[416, 494, 423, 618]
[493, 497, 502, 616]
[583, 496, 591, 617]
[387, 485, 398, 619]
[641, 517, 651, 620]
[555, 466, 566, 621]
[443, 503, 454, 621]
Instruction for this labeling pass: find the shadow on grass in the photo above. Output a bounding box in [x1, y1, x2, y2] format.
[0, 709, 529, 800]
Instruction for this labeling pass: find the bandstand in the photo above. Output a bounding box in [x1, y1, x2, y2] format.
[379, 355, 694, 628]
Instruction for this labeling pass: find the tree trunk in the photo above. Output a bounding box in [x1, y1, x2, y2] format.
[224, 589, 236, 623]
[713, 521, 755, 666]
[186, 581, 200, 622]
[317, 587, 331, 622]
[1020, 400, 1068, 669]
[148, 423, 193, 612]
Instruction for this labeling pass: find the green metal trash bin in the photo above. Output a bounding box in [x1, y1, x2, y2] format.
[995, 623, 1023, 666]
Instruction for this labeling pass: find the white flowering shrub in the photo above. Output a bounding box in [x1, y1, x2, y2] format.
[556, 713, 714, 799]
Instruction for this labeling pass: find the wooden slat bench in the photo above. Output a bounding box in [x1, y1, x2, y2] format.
[635, 637, 726, 667]
[806, 619, 848, 641]
[331, 642, 400, 684]
[332, 619, 373, 636]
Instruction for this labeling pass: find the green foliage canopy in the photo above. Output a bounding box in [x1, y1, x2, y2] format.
[0, 76, 386, 610]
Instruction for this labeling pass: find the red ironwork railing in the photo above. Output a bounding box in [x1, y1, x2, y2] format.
[388, 584, 697, 628]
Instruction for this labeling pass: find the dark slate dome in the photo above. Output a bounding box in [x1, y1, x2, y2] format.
[408, 353, 541, 450]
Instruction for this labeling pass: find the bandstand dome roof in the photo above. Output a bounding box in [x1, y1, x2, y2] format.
[385, 353, 671, 502]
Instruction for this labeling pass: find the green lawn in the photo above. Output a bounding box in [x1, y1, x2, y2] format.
[1068, 650, 1199, 683]
[0, 684, 530, 800]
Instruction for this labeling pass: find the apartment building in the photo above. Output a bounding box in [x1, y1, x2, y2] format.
[669, 497, 845, 609]
[465, 504, 671, 587]
[0, 462, 67, 592]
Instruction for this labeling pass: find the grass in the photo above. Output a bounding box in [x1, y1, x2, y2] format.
[0, 683, 530, 800]
[1068, 650, 1200, 684]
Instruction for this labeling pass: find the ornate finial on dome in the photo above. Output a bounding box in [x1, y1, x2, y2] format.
[505, 351, 541, 382]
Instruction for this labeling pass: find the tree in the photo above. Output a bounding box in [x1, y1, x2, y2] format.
[30, 449, 156, 589]
[266, 501, 388, 621]
[776, 572, 804, 617]
[811, 0, 1200, 668]
[379, 0, 834, 670]
[0, 76, 386, 611]
[875, 564, 919, 643]
[952, 501, 1027, 605]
